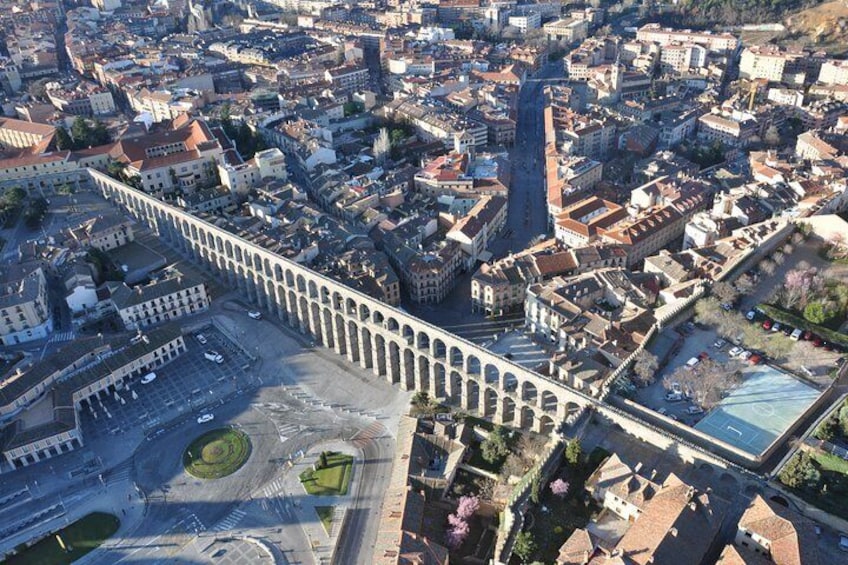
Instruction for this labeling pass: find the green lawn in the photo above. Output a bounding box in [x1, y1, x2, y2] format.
[299, 452, 353, 496]
[315, 506, 335, 535]
[183, 428, 252, 479]
[811, 451, 848, 475]
[2, 512, 119, 565]
[782, 450, 848, 522]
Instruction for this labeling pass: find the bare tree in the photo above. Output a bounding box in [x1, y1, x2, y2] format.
[735, 274, 755, 294]
[760, 259, 777, 276]
[712, 281, 739, 305]
[772, 251, 785, 266]
[372, 128, 390, 166]
[632, 350, 659, 386]
[664, 359, 743, 409]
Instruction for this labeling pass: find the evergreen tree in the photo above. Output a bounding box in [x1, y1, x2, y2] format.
[55, 127, 74, 150]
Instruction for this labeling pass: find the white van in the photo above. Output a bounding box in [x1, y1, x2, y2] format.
[141, 372, 157, 384]
[686, 357, 700, 369]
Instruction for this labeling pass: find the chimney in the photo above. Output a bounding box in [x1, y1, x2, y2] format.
[669, 527, 678, 537]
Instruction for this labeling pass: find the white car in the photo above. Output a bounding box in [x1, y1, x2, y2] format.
[197, 413, 214, 424]
[790, 328, 803, 341]
[196, 334, 208, 345]
[712, 339, 726, 349]
[141, 372, 157, 384]
[740, 350, 752, 361]
[248, 310, 262, 320]
[728, 346, 744, 357]
[687, 406, 704, 415]
[204, 350, 224, 364]
[746, 310, 756, 321]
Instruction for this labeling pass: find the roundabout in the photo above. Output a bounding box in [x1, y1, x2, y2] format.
[183, 427, 252, 479]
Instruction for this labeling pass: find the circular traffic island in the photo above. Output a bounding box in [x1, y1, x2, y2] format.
[183, 427, 252, 479]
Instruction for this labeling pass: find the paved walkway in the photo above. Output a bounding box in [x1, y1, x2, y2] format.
[280, 440, 362, 564]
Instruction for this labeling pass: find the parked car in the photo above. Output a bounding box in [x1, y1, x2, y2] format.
[197, 413, 214, 424]
[196, 334, 207, 345]
[698, 351, 710, 360]
[746, 310, 757, 321]
[687, 406, 704, 415]
[686, 357, 700, 369]
[729, 346, 744, 357]
[665, 391, 684, 402]
[839, 534, 848, 552]
[248, 310, 262, 320]
[141, 372, 157, 384]
[803, 330, 813, 340]
[748, 353, 762, 365]
[772, 322, 782, 333]
[824, 342, 834, 352]
[204, 350, 224, 364]
[790, 328, 803, 341]
[762, 319, 773, 330]
[782, 325, 793, 336]
[740, 351, 752, 361]
[813, 337, 823, 347]
[713, 339, 726, 349]
[721, 303, 733, 311]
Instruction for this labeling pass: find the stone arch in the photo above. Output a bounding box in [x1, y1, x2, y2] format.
[541, 390, 558, 413]
[224, 240, 234, 259]
[347, 321, 360, 363]
[403, 348, 415, 390]
[483, 387, 498, 418]
[449, 371, 463, 405]
[386, 317, 399, 333]
[484, 363, 499, 385]
[332, 292, 344, 311]
[360, 326, 374, 369]
[388, 342, 401, 384]
[309, 302, 322, 343]
[374, 333, 387, 376]
[449, 346, 463, 369]
[319, 285, 330, 305]
[274, 264, 283, 282]
[432, 338, 447, 360]
[308, 280, 318, 299]
[417, 355, 430, 391]
[359, 304, 370, 322]
[433, 362, 446, 398]
[296, 274, 306, 293]
[565, 402, 580, 421]
[466, 355, 481, 376]
[372, 310, 385, 326]
[521, 381, 538, 405]
[416, 332, 430, 352]
[402, 324, 415, 344]
[501, 396, 516, 424]
[322, 309, 336, 350]
[345, 297, 357, 316]
[520, 406, 535, 430]
[285, 269, 295, 287]
[465, 379, 480, 413]
[538, 414, 555, 435]
[234, 245, 243, 263]
[503, 372, 518, 393]
[253, 253, 262, 273]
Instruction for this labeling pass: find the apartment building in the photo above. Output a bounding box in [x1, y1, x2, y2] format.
[68, 214, 135, 251]
[543, 18, 589, 44]
[107, 273, 210, 330]
[0, 326, 186, 468]
[554, 197, 627, 248]
[324, 64, 370, 93]
[636, 23, 739, 52]
[697, 113, 758, 148]
[508, 13, 540, 34]
[729, 495, 820, 564]
[383, 232, 463, 305]
[0, 117, 55, 151]
[818, 59, 848, 86]
[0, 265, 52, 346]
[659, 43, 707, 74]
[446, 195, 508, 267]
[739, 45, 812, 84]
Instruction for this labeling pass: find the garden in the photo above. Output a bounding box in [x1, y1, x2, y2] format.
[3, 512, 119, 565]
[779, 399, 848, 521]
[183, 427, 252, 479]
[299, 451, 353, 496]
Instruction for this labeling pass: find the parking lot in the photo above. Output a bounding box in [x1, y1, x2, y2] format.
[79, 326, 252, 441]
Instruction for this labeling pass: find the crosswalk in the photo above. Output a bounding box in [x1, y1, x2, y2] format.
[211, 508, 246, 532]
[277, 422, 300, 443]
[261, 477, 286, 498]
[49, 331, 75, 343]
[351, 421, 385, 448]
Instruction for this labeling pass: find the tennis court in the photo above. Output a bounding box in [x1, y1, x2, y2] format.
[695, 365, 821, 456]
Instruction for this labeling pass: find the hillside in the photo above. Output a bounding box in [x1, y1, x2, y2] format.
[782, 0, 848, 53]
[671, 0, 825, 26]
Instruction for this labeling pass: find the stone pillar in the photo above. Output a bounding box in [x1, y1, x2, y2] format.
[358, 332, 371, 370]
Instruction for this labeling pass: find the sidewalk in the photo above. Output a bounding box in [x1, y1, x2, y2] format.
[281, 440, 362, 564]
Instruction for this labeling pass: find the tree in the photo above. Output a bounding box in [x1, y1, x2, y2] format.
[760, 259, 777, 276]
[318, 451, 328, 469]
[513, 531, 537, 563]
[550, 478, 569, 498]
[712, 281, 739, 305]
[816, 416, 839, 442]
[565, 438, 582, 466]
[481, 425, 511, 464]
[455, 495, 479, 519]
[804, 302, 833, 325]
[529, 474, 541, 504]
[412, 391, 431, 408]
[71, 116, 92, 147]
[91, 120, 111, 146]
[779, 452, 820, 490]
[373, 127, 390, 166]
[839, 403, 848, 437]
[445, 513, 470, 549]
[632, 350, 659, 387]
[3, 187, 26, 208]
[664, 358, 743, 410]
[735, 274, 755, 294]
[500, 454, 525, 482]
[55, 126, 74, 150]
